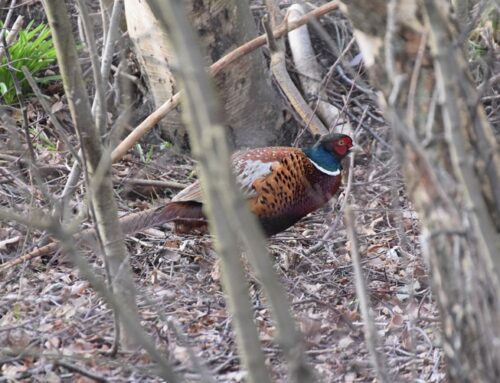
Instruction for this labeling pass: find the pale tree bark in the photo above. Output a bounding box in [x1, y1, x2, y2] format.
[44, 0, 140, 351]
[125, 0, 285, 150]
[340, 0, 500, 381]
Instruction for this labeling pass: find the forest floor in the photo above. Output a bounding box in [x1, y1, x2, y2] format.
[2, 1, 483, 382]
[1, 128, 445, 382]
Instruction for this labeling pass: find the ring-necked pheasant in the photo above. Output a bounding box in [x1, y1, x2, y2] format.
[154, 132, 353, 236]
[2, 133, 353, 270]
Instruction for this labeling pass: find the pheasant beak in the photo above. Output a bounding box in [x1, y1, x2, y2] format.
[348, 143, 363, 155]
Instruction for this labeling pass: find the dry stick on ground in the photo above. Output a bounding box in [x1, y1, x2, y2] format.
[288, 4, 350, 132]
[0, 205, 174, 274]
[345, 207, 389, 382]
[146, 1, 315, 382]
[44, 0, 140, 353]
[264, 15, 328, 137]
[54, 360, 107, 383]
[111, 0, 339, 162]
[1, 349, 106, 382]
[114, 177, 188, 189]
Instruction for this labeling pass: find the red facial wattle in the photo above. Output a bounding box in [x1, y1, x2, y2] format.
[333, 138, 353, 157]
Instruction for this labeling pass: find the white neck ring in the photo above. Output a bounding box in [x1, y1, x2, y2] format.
[309, 159, 340, 176]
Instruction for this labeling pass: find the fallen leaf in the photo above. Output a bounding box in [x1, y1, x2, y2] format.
[2, 364, 28, 379]
[338, 335, 354, 350]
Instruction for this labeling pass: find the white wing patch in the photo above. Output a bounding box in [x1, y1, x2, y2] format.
[308, 158, 340, 176]
[173, 147, 297, 203]
[172, 181, 202, 202]
[235, 159, 275, 197]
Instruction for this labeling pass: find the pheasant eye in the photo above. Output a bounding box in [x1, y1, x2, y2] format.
[336, 140, 345, 146]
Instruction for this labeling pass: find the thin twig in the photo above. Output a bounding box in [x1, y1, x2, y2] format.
[115, 177, 188, 189]
[61, 0, 124, 213]
[345, 207, 389, 382]
[76, 0, 107, 135]
[406, 32, 428, 135]
[320, 37, 357, 92]
[385, 0, 397, 79]
[0, 0, 17, 38]
[100, 0, 123, 81]
[55, 360, 108, 383]
[145, 1, 273, 382]
[22, 68, 82, 164]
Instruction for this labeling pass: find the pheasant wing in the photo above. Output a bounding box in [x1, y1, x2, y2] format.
[233, 147, 303, 198]
[171, 181, 203, 203]
[172, 147, 302, 202]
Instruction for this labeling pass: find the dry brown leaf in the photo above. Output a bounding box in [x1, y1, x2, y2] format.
[338, 335, 354, 349]
[2, 364, 28, 379]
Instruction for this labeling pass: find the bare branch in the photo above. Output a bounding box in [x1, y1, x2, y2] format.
[345, 207, 389, 383]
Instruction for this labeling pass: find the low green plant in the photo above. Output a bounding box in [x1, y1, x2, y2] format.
[160, 140, 173, 150]
[0, 21, 57, 104]
[135, 143, 157, 164]
[468, 6, 499, 59]
[30, 126, 57, 151]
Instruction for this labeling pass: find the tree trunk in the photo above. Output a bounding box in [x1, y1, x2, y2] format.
[125, 0, 286, 150]
[45, 0, 140, 351]
[341, 0, 500, 381]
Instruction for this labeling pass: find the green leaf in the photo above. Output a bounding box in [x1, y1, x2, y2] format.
[0, 21, 57, 105]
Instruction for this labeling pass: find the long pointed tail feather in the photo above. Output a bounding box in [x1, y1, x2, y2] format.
[119, 201, 206, 235]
